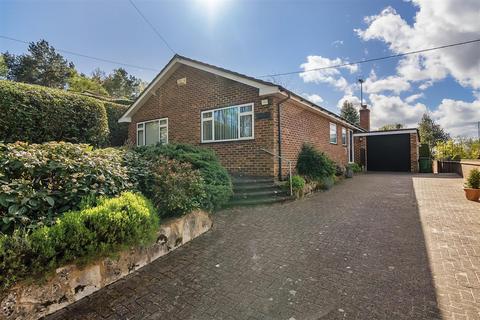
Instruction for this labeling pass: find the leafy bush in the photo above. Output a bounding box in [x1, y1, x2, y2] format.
[296, 144, 335, 180]
[419, 143, 431, 158]
[104, 102, 128, 147]
[0, 192, 158, 292]
[466, 169, 480, 189]
[348, 162, 362, 173]
[334, 164, 345, 176]
[148, 158, 207, 218]
[0, 142, 131, 233]
[435, 139, 480, 160]
[0, 80, 108, 145]
[131, 144, 232, 210]
[290, 175, 306, 192]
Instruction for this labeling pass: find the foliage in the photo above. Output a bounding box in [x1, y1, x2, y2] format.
[435, 139, 480, 160]
[148, 158, 207, 218]
[0, 192, 158, 292]
[419, 143, 431, 158]
[0, 80, 109, 145]
[0, 55, 7, 79]
[418, 113, 450, 150]
[0, 142, 131, 233]
[102, 68, 147, 99]
[319, 176, 335, 190]
[347, 162, 362, 173]
[379, 123, 404, 131]
[466, 169, 480, 189]
[104, 102, 129, 146]
[131, 144, 233, 210]
[3, 40, 75, 89]
[68, 70, 109, 96]
[340, 100, 360, 125]
[296, 144, 335, 180]
[290, 175, 306, 194]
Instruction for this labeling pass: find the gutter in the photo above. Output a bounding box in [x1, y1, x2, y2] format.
[277, 91, 291, 181]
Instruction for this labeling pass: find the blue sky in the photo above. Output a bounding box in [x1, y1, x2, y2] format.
[1, 0, 480, 136]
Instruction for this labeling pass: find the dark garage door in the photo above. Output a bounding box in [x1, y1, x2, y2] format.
[367, 134, 411, 172]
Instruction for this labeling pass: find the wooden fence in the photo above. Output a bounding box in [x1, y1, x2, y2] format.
[434, 160, 480, 179]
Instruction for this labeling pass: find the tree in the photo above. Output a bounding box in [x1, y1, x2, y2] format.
[0, 55, 7, 79]
[68, 70, 109, 96]
[379, 123, 404, 131]
[102, 68, 145, 99]
[340, 100, 360, 125]
[3, 40, 75, 88]
[418, 113, 450, 150]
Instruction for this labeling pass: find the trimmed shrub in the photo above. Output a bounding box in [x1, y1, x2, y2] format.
[334, 164, 345, 176]
[0, 80, 108, 145]
[348, 162, 362, 173]
[0, 142, 131, 233]
[296, 144, 335, 180]
[131, 144, 233, 210]
[104, 102, 129, 147]
[148, 158, 207, 218]
[0, 192, 158, 292]
[466, 169, 480, 189]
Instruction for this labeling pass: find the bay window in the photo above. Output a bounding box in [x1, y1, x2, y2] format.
[136, 118, 168, 146]
[201, 103, 254, 142]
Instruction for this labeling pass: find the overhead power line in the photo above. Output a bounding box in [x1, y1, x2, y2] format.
[258, 38, 480, 78]
[0, 35, 158, 72]
[128, 0, 176, 55]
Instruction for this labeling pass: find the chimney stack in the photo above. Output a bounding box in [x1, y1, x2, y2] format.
[359, 104, 370, 131]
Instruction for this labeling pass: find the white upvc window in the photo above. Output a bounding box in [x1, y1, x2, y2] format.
[201, 103, 254, 143]
[342, 127, 347, 145]
[329, 122, 337, 144]
[136, 118, 168, 146]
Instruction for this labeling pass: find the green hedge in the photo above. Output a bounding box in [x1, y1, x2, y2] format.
[296, 143, 335, 180]
[0, 80, 109, 145]
[0, 142, 131, 233]
[131, 144, 233, 210]
[0, 192, 158, 291]
[104, 102, 129, 147]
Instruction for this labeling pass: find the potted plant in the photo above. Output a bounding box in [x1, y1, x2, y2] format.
[464, 168, 480, 201]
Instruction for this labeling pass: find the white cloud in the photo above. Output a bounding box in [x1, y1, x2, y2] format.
[432, 98, 480, 137]
[356, 2, 480, 88]
[332, 40, 344, 47]
[299, 55, 358, 94]
[336, 95, 362, 111]
[405, 93, 424, 103]
[364, 73, 411, 94]
[302, 93, 324, 104]
[368, 94, 427, 129]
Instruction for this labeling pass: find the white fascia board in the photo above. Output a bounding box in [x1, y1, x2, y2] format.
[285, 94, 362, 131]
[353, 130, 417, 137]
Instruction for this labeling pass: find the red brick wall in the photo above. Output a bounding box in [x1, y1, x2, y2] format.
[128, 64, 276, 176]
[272, 97, 350, 178]
[410, 133, 419, 173]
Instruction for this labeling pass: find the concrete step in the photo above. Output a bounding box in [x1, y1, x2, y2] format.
[227, 195, 294, 207]
[232, 189, 288, 200]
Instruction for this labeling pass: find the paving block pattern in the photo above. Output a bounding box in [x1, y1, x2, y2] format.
[47, 173, 478, 320]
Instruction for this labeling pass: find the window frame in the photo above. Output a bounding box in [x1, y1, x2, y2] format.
[329, 122, 337, 145]
[341, 127, 347, 146]
[136, 118, 168, 146]
[201, 103, 254, 143]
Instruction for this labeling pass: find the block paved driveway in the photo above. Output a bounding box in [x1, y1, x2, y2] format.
[47, 173, 480, 320]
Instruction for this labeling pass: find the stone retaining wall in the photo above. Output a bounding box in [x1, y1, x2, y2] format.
[0, 210, 212, 320]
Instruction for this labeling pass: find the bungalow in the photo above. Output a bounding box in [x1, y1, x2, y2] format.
[119, 55, 419, 179]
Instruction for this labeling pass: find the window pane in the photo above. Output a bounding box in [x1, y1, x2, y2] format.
[137, 130, 144, 146]
[203, 120, 213, 141]
[214, 107, 238, 140]
[240, 114, 252, 138]
[159, 126, 168, 144]
[330, 123, 337, 144]
[159, 119, 167, 126]
[342, 128, 347, 145]
[240, 105, 252, 113]
[138, 123, 144, 129]
[145, 121, 160, 145]
[203, 112, 212, 119]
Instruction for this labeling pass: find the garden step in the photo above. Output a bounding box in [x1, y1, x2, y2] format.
[227, 195, 294, 207]
[232, 176, 275, 184]
[232, 189, 288, 200]
[233, 183, 280, 192]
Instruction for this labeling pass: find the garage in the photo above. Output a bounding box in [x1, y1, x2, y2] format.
[353, 129, 419, 173]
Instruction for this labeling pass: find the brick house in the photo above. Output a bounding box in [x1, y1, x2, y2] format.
[119, 55, 419, 178]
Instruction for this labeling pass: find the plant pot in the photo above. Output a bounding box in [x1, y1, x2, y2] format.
[464, 188, 480, 201]
[345, 167, 353, 178]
